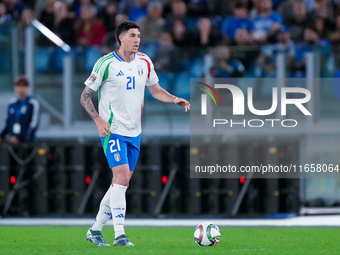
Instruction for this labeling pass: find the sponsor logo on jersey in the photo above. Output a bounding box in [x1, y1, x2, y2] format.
[89, 74, 97, 82]
[116, 70, 125, 76]
[114, 153, 121, 162]
[137, 65, 143, 76]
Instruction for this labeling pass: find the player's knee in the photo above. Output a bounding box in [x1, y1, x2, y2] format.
[115, 175, 130, 187]
[121, 177, 130, 187]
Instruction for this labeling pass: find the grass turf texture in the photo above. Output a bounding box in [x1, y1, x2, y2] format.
[0, 226, 340, 254]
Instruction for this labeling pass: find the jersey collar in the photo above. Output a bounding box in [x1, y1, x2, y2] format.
[113, 50, 135, 62]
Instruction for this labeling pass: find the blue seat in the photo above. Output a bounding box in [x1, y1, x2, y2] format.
[35, 47, 54, 73]
[51, 48, 76, 73]
[85, 47, 102, 73]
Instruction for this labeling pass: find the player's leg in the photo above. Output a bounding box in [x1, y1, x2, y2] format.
[110, 164, 134, 246]
[110, 163, 130, 236]
[86, 134, 129, 246]
[111, 135, 140, 246]
[85, 186, 111, 246]
[91, 186, 112, 231]
[90, 170, 134, 232]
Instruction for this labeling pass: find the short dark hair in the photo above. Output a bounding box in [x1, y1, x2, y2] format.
[305, 23, 318, 34]
[116, 21, 141, 45]
[14, 75, 29, 87]
[234, 1, 247, 9]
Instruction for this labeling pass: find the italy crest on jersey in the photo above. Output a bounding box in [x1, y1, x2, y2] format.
[137, 65, 143, 76]
[114, 153, 121, 162]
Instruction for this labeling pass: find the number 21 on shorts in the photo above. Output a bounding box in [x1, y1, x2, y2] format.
[109, 139, 121, 153]
[126, 76, 135, 90]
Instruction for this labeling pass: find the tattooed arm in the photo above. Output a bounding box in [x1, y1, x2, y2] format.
[80, 86, 99, 119]
[80, 86, 111, 138]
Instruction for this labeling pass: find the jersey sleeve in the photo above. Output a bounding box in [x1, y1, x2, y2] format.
[26, 97, 40, 142]
[145, 57, 159, 86]
[84, 56, 108, 91]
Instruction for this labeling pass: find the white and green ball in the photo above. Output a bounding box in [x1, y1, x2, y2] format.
[194, 222, 221, 246]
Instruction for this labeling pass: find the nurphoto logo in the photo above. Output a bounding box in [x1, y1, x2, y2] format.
[199, 83, 312, 128]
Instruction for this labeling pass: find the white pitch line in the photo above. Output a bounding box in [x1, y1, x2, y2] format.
[1, 216, 340, 227]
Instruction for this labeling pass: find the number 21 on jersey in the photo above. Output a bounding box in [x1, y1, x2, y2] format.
[126, 76, 135, 90]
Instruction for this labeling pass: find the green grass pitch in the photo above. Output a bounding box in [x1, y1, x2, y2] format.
[0, 226, 340, 254]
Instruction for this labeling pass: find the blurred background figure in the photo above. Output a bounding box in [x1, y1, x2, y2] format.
[165, 0, 195, 33]
[209, 0, 234, 17]
[170, 17, 195, 65]
[257, 26, 295, 77]
[194, 17, 219, 48]
[221, 1, 253, 45]
[37, 0, 57, 47]
[293, 24, 332, 77]
[138, 1, 165, 42]
[252, 0, 283, 44]
[311, 0, 334, 23]
[0, 2, 11, 24]
[3, 0, 26, 22]
[102, 13, 128, 54]
[17, 7, 34, 50]
[0, 75, 40, 144]
[138, 1, 165, 58]
[153, 31, 182, 73]
[75, 3, 105, 73]
[186, 0, 208, 18]
[210, 45, 245, 78]
[129, 0, 148, 22]
[286, 2, 311, 43]
[38, 0, 57, 31]
[69, 0, 97, 19]
[234, 27, 254, 46]
[51, 1, 76, 73]
[76, 4, 105, 46]
[53, 1, 76, 46]
[277, 0, 301, 24]
[170, 18, 193, 49]
[329, 13, 340, 70]
[249, 0, 261, 19]
[98, 0, 118, 34]
[18, 7, 34, 31]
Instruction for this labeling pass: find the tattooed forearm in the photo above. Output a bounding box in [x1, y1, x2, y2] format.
[80, 86, 99, 120]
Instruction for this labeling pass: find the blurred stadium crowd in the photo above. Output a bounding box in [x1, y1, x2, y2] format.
[0, 0, 340, 79]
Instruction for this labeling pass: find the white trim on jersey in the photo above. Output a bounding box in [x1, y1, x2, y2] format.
[29, 98, 40, 129]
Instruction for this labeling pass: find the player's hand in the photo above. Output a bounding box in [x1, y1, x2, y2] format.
[174, 98, 191, 112]
[94, 117, 112, 138]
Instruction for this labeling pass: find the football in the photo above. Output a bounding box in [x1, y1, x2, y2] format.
[194, 222, 221, 246]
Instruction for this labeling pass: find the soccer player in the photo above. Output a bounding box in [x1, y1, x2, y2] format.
[80, 21, 190, 247]
[0, 75, 40, 144]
